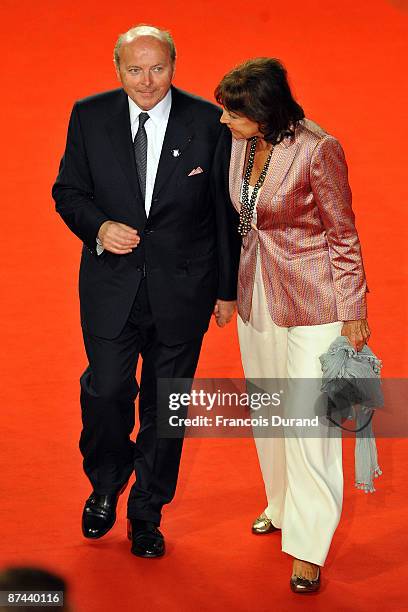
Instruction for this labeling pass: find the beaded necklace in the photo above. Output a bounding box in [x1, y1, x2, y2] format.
[238, 137, 273, 236]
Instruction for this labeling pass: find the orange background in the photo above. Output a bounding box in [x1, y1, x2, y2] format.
[0, 1, 407, 610]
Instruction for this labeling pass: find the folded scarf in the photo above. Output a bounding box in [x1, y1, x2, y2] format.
[319, 336, 383, 493]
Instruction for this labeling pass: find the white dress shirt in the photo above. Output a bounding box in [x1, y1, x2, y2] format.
[129, 89, 172, 215]
[96, 88, 172, 254]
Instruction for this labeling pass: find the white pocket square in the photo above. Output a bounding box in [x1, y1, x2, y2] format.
[188, 167, 204, 176]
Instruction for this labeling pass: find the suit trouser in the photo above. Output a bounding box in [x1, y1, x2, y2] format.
[79, 278, 203, 525]
[237, 256, 343, 566]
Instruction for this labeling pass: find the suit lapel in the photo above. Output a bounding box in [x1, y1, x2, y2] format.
[229, 138, 247, 212]
[257, 135, 299, 209]
[152, 87, 195, 200]
[105, 91, 146, 219]
[229, 133, 299, 214]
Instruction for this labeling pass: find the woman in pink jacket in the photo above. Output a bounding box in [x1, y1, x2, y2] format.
[215, 58, 370, 593]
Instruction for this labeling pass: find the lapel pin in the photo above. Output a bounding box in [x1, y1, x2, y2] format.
[171, 149, 181, 157]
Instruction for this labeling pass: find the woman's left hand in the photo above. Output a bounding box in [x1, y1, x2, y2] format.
[341, 319, 370, 352]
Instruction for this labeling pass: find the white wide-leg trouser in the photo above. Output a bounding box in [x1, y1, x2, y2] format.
[238, 255, 343, 566]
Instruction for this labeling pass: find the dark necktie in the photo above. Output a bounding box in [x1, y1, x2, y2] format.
[133, 112, 150, 200]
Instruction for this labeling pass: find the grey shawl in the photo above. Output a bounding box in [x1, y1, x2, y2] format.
[319, 336, 383, 493]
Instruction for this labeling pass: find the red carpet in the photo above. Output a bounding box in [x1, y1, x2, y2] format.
[1, 1, 407, 610]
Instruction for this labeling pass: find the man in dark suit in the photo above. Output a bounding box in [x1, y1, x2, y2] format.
[52, 24, 239, 558]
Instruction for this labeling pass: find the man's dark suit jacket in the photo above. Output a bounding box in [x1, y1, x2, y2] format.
[52, 86, 240, 346]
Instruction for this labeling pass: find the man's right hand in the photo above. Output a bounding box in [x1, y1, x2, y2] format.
[98, 221, 140, 254]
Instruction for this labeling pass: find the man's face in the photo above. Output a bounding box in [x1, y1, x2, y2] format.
[116, 36, 175, 110]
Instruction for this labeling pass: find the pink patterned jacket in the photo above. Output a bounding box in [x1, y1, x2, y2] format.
[229, 119, 368, 326]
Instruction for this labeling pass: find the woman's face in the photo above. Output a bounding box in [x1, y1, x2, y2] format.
[220, 108, 262, 139]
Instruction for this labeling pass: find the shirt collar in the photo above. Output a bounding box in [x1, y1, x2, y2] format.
[128, 89, 172, 128]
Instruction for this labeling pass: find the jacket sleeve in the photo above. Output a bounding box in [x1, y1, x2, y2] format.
[52, 103, 109, 254]
[310, 136, 368, 321]
[210, 124, 241, 301]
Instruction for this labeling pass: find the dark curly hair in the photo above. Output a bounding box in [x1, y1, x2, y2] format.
[214, 57, 305, 145]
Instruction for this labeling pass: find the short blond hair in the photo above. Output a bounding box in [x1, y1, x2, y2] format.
[113, 24, 176, 68]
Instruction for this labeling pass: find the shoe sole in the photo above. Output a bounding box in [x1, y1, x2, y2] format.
[251, 527, 280, 535]
[290, 584, 320, 594]
[130, 548, 165, 558]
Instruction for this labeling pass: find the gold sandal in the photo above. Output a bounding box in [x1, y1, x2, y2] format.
[251, 512, 280, 535]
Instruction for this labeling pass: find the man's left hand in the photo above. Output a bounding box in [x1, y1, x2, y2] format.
[341, 318, 370, 352]
[213, 300, 236, 327]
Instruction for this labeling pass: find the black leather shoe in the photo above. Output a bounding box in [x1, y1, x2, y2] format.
[127, 519, 165, 558]
[82, 484, 126, 539]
